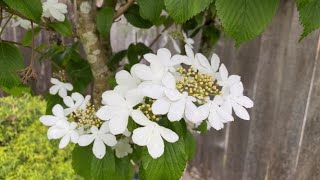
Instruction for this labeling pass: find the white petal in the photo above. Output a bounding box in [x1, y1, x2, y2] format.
[143, 53, 158, 63]
[132, 126, 153, 146]
[221, 100, 233, 115]
[63, 83, 73, 91]
[70, 131, 79, 143]
[168, 98, 186, 121]
[63, 96, 75, 107]
[59, 135, 70, 149]
[230, 82, 244, 97]
[101, 91, 126, 106]
[164, 89, 183, 101]
[99, 122, 110, 133]
[96, 105, 126, 120]
[47, 127, 67, 139]
[125, 89, 144, 107]
[219, 64, 228, 81]
[132, 64, 154, 81]
[152, 98, 170, 115]
[40, 115, 58, 126]
[232, 103, 250, 120]
[116, 70, 134, 85]
[50, 78, 60, 84]
[185, 101, 204, 124]
[158, 126, 179, 143]
[171, 55, 184, 65]
[100, 134, 117, 146]
[196, 53, 210, 69]
[140, 83, 165, 99]
[147, 132, 164, 159]
[49, 85, 59, 95]
[52, 104, 65, 118]
[131, 110, 153, 126]
[162, 72, 176, 89]
[236, 96, 254, 108]
[109, 115, 129, 135]
[211, 53, 220, 72]
[157, 48, 171, 61]
[93, 138, 106, 159]
[78, 135, 95, 146]
[185, 45, 194, 60]
[216, 107, 234, 122]
[208, 112, 224, 130]
[58, 88, 68, 98]
[227, 75, 241, 86]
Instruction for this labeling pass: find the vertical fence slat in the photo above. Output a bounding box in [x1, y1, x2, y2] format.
[294, 36, 320, 180]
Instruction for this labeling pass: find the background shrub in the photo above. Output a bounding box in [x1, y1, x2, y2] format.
[0, 94, 79, 179]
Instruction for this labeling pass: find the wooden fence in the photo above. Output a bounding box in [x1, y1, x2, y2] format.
[1, 0, 320, 179]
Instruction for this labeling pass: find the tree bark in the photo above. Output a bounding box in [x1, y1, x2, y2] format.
[75, 0, 112, 106]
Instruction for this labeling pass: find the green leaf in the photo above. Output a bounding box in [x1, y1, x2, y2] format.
[72, 145, 93, 179]
[0, 42, 24, 88]
[107, 50, 127, 69]
[185, 131, 196, 161]
[127, 43, 152, 65]
[3, 0, 43, 23]
[44, 93, 64, 114]
[164, 0, 213, 23]
[91, 149, 134, 180]
[215, 0, 279, 46]
[137, 0, 164, 22]
[72, 146, 134, 180]
[297, 0, 320, 40]
[139, 138, 188, 180]
[194, 120, 209, 134]
[96, 7, 114, 38]
[49, 19, 73, 37]
[22, 27, 41, 46]
[124, 4, 153, 29]
[65, 52, 93, 92]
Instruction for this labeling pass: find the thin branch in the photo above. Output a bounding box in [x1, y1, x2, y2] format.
[0, 14, 13, 37]
[113, 0, 135, 20]
[149, 23, 173, 47]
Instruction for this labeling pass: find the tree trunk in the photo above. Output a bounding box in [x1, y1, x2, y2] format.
[75, 0, 112, 106]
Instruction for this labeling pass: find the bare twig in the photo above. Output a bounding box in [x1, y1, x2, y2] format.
[149, 23, 173, 47]
[0, 14, 13, 37]
[113, 0, 135, 21]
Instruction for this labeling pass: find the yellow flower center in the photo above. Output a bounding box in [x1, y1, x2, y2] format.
[176, 67, 221, 101]
[70, 103, 103, 128]
[137, 98, 160, 121]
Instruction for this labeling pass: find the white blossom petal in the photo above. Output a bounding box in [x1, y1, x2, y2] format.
[109, 115, 129, 135]
[147, 132, 164, 159]
[232, 102, 250, 120]
[152, 98, 170, 115]
[131, 110, 153, 126]
[78, 135, 95, 146]
[93, 138, 106, 159]
[132, 126, 153, 146]
[100, 134, 117, 146]
[168, 98, 186, 121]
[236, 96, 254, 108]
[59, 135, 71, 149]
[158, 126, 179, 143]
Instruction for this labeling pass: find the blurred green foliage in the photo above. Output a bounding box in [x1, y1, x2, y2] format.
[0, 94, 79, 179]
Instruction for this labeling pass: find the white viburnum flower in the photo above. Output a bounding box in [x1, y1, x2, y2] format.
[113, 138, 133, 158]
[40, 104, 67, 126]
[114, 68, 141, 96]
[47, 121, 80, 149]
[182, 32, 194, 49]
[96, 90, 143, 135]
[43, 0, 68, 22]
[216, 64, 241, 94]
[131, 110, 179, 159]
[221, 82, 254, 120]
[11, 17, 32, 30]
[63, 92, 91, 115]
[142, 72, 206, 123]
[143, 48, 184, 72]
[49, 78, 73, 98]
[78, 122, 117, 159]
[194, 52, 221, 77]
[202, 96, 234, 130]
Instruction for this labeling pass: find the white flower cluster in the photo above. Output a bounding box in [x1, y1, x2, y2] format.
[12, 0, 67, 30]
[40, 45, 253, 160]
